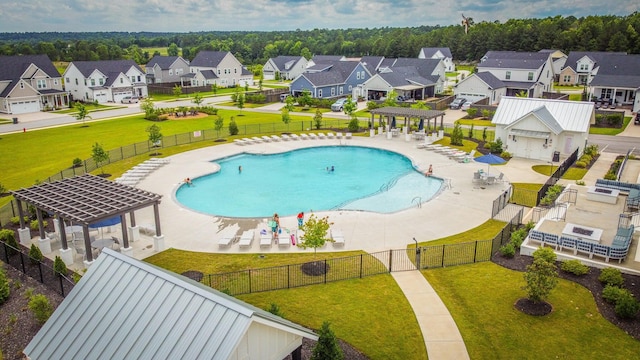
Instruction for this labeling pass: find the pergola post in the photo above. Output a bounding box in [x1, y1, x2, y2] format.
[36, 207, 51, 254]
[153, 202, 165, 252]
[16, 199, 31, 246]
[58, 216, 73, 266]
[82, 224, 94, 267]
[120, 213, 134, 258]
[128, 211, 140, 243]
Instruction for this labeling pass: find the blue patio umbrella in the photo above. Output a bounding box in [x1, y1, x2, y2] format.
[474, 154, 506, 173]
[89, 216, 122, 237]
[390, 116, 396, 128]
[418, 118, 424, 131]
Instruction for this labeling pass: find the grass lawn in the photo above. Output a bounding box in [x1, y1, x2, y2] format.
[553, 84, 583, 91]
[141, 47, 170, 56]
[432, 137, 480, 154]
[456, 65, 475, 73]
[145, 249, 427, 360]
[411, 219, 507, 248]
[455, 118, 495, 127]
[216, 102, 265, 109]
[149, 87, 240, 102]
[568, 93, 582, 101]
[423, 262, 640, 359]
[52, 103, 125, 114]
[510, 182, 543, 207]
[590, 117, 631, 135]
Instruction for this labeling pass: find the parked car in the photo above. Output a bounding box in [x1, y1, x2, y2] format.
[460, 101, 473, 111]
[449, 97, 467, 109]
[331, 98, 348, 112]
[635, 113, 640, 125]
[280, 94, 291, 102]
[121, 96, 139, 104]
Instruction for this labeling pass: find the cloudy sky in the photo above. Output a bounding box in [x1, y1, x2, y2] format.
[0, 0, 637, 33]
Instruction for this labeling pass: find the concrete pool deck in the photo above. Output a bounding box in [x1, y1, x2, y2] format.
[128, 134, 511, 256]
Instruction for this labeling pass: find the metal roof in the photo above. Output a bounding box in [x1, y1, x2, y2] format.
[370, 107, 445, 119]
[24, 250, 317, 360]
[10, 174, 162, 225]
[492, 97, 594, 133]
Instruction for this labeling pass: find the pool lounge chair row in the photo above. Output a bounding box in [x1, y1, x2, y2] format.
[114, 158, 170, 187]
[528, 225, 634, 263]
[234, 132, 352, 145]
[217, 228, 346, 248]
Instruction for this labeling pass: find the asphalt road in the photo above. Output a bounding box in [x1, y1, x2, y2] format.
[589, 134, 639, 154]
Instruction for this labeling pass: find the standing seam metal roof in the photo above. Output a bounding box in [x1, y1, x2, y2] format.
[492, 97, 594, 133]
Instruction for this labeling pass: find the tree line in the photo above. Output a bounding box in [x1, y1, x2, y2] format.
[0, 12, 638, 65]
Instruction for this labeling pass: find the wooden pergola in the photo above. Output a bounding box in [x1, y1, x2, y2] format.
[369, 107, 446, 131]
[11, 174, 162, 265]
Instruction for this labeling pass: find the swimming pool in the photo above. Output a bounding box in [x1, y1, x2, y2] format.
[175, 146, 443, 217]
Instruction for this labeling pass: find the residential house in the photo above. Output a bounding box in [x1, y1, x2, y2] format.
[0, 54, 69, 114]
[63, 60, 148, 103]
[558, 51, 627, 86]
[189, 51, 253, 87]
[477, 51, 555, 98]
[24, 250, 318, 360]
[289, 60, 372, 99]
[307, 55, 345, 68]
[453, 71, 507, 104]
[362, 58, 445, 100]
[538, 49, 567, 81]
[263, 56, 308, 80]
[492, 97, 595, 161]
[145, 55, 190, 84]
[588, 54, 640, 112]
[418, 47, 455, 72]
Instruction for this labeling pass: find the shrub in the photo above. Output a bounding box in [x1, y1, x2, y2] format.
[72, 158, 83, 168]
[602, 284, 628, 304]
[524, 249, 559, 303]
[599, 267, 624, 287]
[500, 151, 512, 160]
[311, 321, 344, 360]
[489, 138, 503, 154]
[509, 228, 528, 248]
[199, 106, 219, 115]
[532, 246, 557, 264]
[266, 303, 284, 318]
[615, 292, 640, 319]
[579, 154, 592, 164]
[30, 219, 47, 231]
[228, 118, 239, 136]
[0, 229, 19, 256]
[0, 267, 10, 305]
[28, 294, 54, 324]
[366, 101, 379, 111]
[467, 108, 478, 118]
[604, 171, 617, 180]
[29, 244, 43, 265]
[53, 256, 67, 277]
[499, 242, 516, 258]
[574, 161, 587, 168]
[483, 142, 491, 149]
[575, 180, 586, 186]
[348, 118, 360, 132]
[560, 260, 590, 276]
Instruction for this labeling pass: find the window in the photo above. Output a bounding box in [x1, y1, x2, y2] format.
[331, 88, 335, 96]
[120, 78, 123, 84]
[66, 77, 70, 83]
[137, 76, 141, 82]
[131, 76, 135, 83]
[234, 69, 237, 74]
[601, 88, 613, 99]
[218, 69, 221, 75]
[37, 79, 46, 89]
[84, 79, 87, 85]
[318, 89, 323, 97]
[99, 78, 104, 85]
[176, 68, 183, 75]
[505, 71, 511, 80]
[54, 79, 58, 85]
[169, 69, 173, 75]
[75, 78, 78, 85]
[19, 82, 24, 89]
[356, 72, 361, 80]
[361, 71, 365, 79]
[579, 63, 589, 71]
[348, 85, 352, 91]
[563, 75, 571, 83]
[339, 87, 343, 95]
[528, 72, 533, 81]
[91, 79, 95, 86]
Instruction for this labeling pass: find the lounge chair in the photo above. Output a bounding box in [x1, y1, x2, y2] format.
[290, 134, 300, 140]
[295, 229, 305, 246]
[331, 229, 345, 246]
[234, 139, 247, 146]
[308, 133, 318, 140]
[139, 223, 156, 236]
[218, 229, 238, 248]
[270, 135, 281, 141]
[326, 132, 335, 139]
[251, 137, 263, 143]
[336, 133, 343, 139]
[300, 134, 309, 140]
[317, 133, 326, 139]
[238, 230, 255, 247]
[424, 144, 442, 151]
[345, 133, 352, 139]
[147, 158, 170, 164]
[259, 229, 272, 247]
[261, 136, 272, 142]
[278, 229, 291, 247]
[280, 134, 291, 141]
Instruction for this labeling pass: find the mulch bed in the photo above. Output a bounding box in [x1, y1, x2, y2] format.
[491, 252, 640, 340]
[301, 261, 330, 276]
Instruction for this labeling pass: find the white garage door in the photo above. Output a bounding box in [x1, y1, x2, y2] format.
[456, 93, 486, 102]
[10, 100, 40, 114]
[113, 91, 132, 103]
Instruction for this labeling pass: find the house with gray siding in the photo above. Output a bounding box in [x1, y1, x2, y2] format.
[145, 55, 190, 84]
[418, 47, 455, 72]
[189, 51, 253, 87]
[453, 71, 507, 104]
[588, 54, 640, 112]
[63, 60, 148, 103]
[263, 56, 308, 80]
[290, 60, 371, 99]
[362, 58, 445, 100]
[558, 51, 626, 86]
[478, 51, 554, 98]
[0, 54, 69, 114]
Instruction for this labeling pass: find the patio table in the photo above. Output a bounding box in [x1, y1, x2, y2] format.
[91, 238, 115, 251]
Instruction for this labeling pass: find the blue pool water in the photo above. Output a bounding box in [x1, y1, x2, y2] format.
[176, 146, 443, 217]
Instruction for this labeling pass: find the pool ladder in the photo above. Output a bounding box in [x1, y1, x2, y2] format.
[412, 196, 422, 208]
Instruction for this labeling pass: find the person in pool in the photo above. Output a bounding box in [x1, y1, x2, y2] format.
[185, 177, 193, 186]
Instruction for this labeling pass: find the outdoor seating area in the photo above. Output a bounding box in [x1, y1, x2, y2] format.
[472, 170, 503, 185]
[115, 158, 170, 186]
[528, 224, 635, 263]
[234, 132, 352, 145]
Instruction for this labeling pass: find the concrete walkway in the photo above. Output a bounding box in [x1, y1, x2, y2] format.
[393, 270, 470, 360]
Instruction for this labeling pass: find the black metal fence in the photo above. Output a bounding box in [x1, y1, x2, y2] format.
[537, 147, 579, 205]
[0, 240, 75, 297]
[194, 209, 523, 296]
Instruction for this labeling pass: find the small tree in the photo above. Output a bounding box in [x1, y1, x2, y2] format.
[313, 109, 323, 129]
[172, 85, 182, 98]
[311, 321, 344, 360]
[146, 124, 163, 155]
[383, 90, 398, 107]
[192, 92, 203, 107]
[523, 248, 558, 303]
[28, 294, 54, 324]
[467, 124, 474, 139]
[258, 73, 264, 91]
[140, 97, 155, 118]
[211, 83, 218, 95]
[29, 244, 43, 265]
[297, 214, 332, 255]
[0, 182, 5, 194]
[244, 83, 249, 92]
[0, 267, 10, 305]
[214, 115, 224, 138]
[237, 94, 245, 112]
[348, 117, 359, 132]
[74, 102, 92, 125]
[53, 256, 68, 277]
[1, 229, 19, 256]
[298, 90, 312, 108]
[342, 96, 357, 116]
[285, 94, 296, 112]
[91, 142, 109, 174]
[228, 116, 239, 136]
[281, 108, 291, 124]
[450, 123, 464, 146]
[266, 303, 284, 318]
[482, 127, 487, 142]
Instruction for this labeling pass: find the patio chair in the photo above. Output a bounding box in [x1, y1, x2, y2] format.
[261, 136, 272, 142]
[336, 133, 343, 140]
[542, 233, 559, 249]
[278, 229, 291, 247]
[75, 246, 87, 262]
[270, 135, 281, 141]
[238, 230, 255, 247]
[260, 229, 273, 248]
[472, 171, 484, 185]
[345, 133, 352, 139]
[290, 134, 301, 140]
[326, 132, 335, 139]
[300, 134, 309, 140]
[308, 133, 318, 140]
[331, 229, 345, 246]
[233, 139, 247, 146]
[217, 229, 238, 248]
[251, 137, 263, 143]
[317, 133, 326, 139]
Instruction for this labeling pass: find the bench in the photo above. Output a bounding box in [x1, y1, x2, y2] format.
[595, 179, 640, 194]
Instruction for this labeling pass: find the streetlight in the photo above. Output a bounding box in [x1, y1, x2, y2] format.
[413, 237, 421, 270]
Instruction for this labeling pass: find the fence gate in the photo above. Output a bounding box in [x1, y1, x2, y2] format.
[372, 249, 419, 272]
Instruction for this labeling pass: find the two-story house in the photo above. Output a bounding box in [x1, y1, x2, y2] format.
[189, 51, 253, 88]
[0, 54, 69, 114]
[418, 47, 455, 72]
[558, 51, 627, 86]
[289, 60, 372, 99]
[362, 58, 445, 100]
[538, 50, 567, 82]
[263, 56, 308, 81]
[145, 55, 190, 84]
[588, 54, 640, 112]
[476, 51, 554, 98]
[63, 60, 148, 103]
